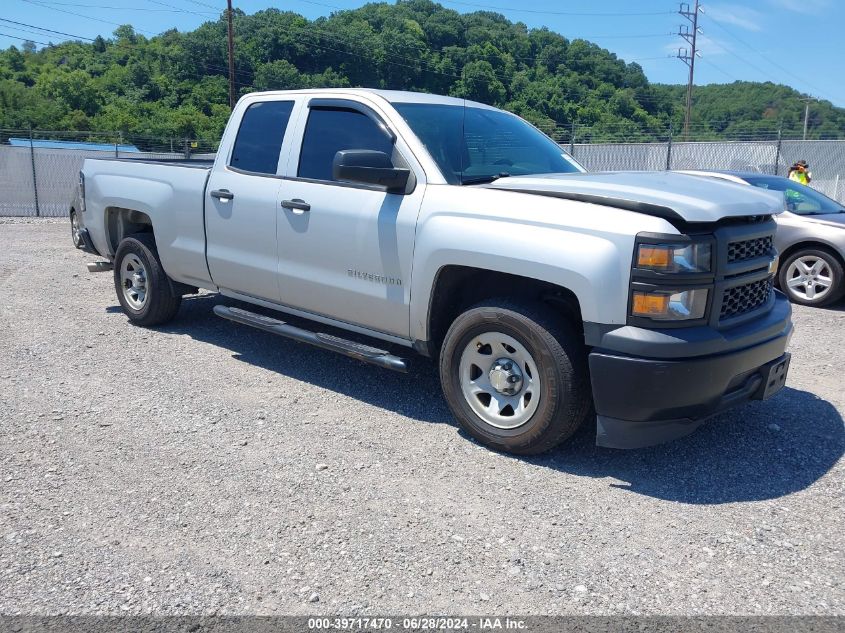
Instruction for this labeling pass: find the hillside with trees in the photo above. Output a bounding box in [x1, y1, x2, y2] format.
[0, 0, 842, 146]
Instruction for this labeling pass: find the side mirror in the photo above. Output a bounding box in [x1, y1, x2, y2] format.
[332, 149, 410, 193]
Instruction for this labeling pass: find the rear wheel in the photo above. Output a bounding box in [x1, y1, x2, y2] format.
[439, 300, 591, 455]
[779, 248, 845, 307]
[113, 234, 181, 326]
[70, 210, 82, 248]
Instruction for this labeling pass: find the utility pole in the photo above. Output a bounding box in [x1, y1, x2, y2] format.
[799, 96, 816, 140]
[226, 0, 236, 109]
[677, 1, 701, 139]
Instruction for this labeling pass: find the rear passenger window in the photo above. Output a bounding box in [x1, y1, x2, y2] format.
[298, 108, 394, 182]
[229, 100, 294, 174]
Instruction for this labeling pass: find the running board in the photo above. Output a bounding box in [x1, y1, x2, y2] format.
[213, 305, 408, 373]
[86, 261, 113, 272]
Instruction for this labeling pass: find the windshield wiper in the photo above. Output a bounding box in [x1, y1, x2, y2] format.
[460, 172, 510, 186]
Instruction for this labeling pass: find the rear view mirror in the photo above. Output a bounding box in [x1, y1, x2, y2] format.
[332, 150, 410, 193]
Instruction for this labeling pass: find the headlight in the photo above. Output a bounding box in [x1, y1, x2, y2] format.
[631, 288, 709, 321]
[636, 242, 711, 273]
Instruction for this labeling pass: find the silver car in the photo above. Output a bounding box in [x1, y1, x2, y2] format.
[682, 171, 845, 307]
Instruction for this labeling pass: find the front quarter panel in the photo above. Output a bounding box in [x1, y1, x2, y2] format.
[410, 185, 679, 342]
[775, 213, 845, 260]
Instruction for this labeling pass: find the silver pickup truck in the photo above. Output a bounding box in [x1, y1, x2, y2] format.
[70, 88, 792, 454]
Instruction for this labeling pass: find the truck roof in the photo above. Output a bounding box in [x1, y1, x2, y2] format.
[239, 88, 499, 111]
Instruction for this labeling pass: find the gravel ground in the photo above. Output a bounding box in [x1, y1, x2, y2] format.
[1, 220, 843, 616]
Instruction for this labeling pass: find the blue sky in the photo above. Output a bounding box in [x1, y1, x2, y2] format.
[3, 0, 844, 106]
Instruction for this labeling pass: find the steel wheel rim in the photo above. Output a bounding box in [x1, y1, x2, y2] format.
[120, 254, 148, 310]
[71, 213, 81, 247]
[458, 331, 541, 429]
[785, 256, 833, 302]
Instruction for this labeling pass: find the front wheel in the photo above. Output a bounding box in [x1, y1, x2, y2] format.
[779, 248, 845, 307]
[439, 300, 591, 455]
[113, 234, 181, 326]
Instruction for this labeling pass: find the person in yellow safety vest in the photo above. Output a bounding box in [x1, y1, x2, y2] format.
[788, 160, 812, 185]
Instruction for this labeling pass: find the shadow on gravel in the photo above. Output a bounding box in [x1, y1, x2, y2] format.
[531, 387, 844, 504]
[148, 294, 454, 424]
[145, 294, 843, 505]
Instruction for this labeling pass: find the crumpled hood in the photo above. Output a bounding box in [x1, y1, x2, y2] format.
[484, 171, 785, 223]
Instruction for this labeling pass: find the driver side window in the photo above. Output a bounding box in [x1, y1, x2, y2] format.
[297, 107, 395, 182]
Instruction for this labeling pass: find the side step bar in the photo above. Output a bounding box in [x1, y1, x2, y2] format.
[213, 305, 408, 373]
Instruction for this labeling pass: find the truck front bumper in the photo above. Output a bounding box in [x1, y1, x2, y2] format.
[588, 291, 793, 449]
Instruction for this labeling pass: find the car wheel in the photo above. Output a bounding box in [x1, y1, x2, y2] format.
[70, 210, 82, 248]
[779, 248, 845, 307]
[113, 233, 182, 326]
[439, 299, 591, 455]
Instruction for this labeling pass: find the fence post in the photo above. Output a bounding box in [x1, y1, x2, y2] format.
[773, 128, 782, 176]
[665, 123, 673, 170]
[569, 122, 576, 157]
[183, 138, 191, 160]
[28, 127, 40, 217]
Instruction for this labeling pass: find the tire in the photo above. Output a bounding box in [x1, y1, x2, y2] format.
[113, 233, 182, 326]
[778, 247, 845, 307]
[70, 209, 82, 249]
[439, 299, 592, 455]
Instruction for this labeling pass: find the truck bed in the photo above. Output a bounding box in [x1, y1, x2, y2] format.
[90, 157, 215, 168]
[82, 157, 214, 289]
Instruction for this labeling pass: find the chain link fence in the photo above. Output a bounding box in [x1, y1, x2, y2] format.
[571, 138, 845, 203]
[0, 130, 217, 217]
[1, 129, 843, 217]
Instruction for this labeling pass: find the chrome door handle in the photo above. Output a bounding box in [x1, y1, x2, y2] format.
[281, 199, 311, 213]
[210, 189, 234, 202]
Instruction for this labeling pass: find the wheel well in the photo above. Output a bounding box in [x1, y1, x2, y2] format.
[779, 241, 845, 271]
[426, 266, 583, 357]
[106, 207, 153, 255]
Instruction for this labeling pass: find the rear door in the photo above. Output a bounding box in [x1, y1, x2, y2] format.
[205, 97, 300, 301]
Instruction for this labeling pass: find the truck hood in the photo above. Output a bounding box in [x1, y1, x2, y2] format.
[484, 171, 785, 223]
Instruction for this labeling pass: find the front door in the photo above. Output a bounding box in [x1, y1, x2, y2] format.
[275, 101, 424, 338]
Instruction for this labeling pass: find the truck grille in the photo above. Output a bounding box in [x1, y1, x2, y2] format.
[720, 277, 773, 320]
[727, 236, 773, 263]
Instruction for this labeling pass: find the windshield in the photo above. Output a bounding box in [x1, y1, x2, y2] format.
[744, 175, 844, 215]
[392, 102, 584, 185]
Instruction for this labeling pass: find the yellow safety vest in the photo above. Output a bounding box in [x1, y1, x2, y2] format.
[789, 169, 809, 185]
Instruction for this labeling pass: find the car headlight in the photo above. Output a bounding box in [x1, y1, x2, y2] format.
[631, 288, 709, 321]
[636, 242, 711, 273]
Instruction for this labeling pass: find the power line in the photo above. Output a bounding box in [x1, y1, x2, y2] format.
[0, 17, 96, 41]
[698, 58, 736, 82]
[145, 0, 218, 17]
[4, 5, 684, 112]
[180, 0, 223, 10]
[18, 0, 158, 34]
[33, 0, 215, 12]
[0, 31, 52, 46]
[703, 13, 836, 103]
[434, 0, 674, 16]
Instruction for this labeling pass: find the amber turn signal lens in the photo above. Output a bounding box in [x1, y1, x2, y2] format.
[637, 245, 671, 269]
[631, 292, 670, 316]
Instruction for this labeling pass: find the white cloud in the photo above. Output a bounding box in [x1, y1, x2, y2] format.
[703, 4, 763, 31]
